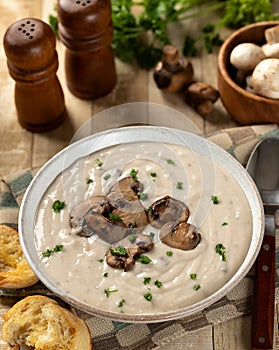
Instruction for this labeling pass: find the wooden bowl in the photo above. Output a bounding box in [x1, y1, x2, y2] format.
[218, 21, 279, 125]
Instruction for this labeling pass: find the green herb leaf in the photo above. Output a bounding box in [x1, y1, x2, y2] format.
[136, 255, 152, 264]
[211, 195, 219, 204]
[98, 258, 104, 263]
[150, 172, 157, 178]
[48, 14, 59, 38]
[155, 280, 163, 288]
[110, 246, 128, 257]
[130, 168, 138, 181]
[96, 158, 103, 167]
[166, 251, 173, 257]
[118, 298, 126, 307]
[193, 284, 201, 291]
[221, 222, 228, 226]
[190, 273, 197, 280]
[128, 233, 137, 243]
[42, 244, 64, 258]
[104, 288, 118, 297]
[143, 277, 151, 285]
[144, 292, 153, 301]
[103, 272, 108, 277]
[109, 213, 123, 221]
[86, 178, 93, 184]
[103, 174, 111, 180]
[176, 182, 183, 190]
[138, 192, 148, 200]
[215, 243, 226, 261]
[166, 158, 175, 165]
[149, 232, 155, 240]
[52, 200, 65, 213]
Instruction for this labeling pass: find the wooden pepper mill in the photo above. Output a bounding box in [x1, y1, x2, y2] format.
[57, 0, 117, 99]
[3, 18, 66, 132]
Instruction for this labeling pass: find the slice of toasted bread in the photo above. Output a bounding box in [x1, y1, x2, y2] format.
[2, 295, 93, 350]
[0, 225, 38, 288]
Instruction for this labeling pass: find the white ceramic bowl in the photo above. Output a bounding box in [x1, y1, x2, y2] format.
[19, 125, 264, 323]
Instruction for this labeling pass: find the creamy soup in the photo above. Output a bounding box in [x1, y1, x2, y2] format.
[34, 142, 252, 315]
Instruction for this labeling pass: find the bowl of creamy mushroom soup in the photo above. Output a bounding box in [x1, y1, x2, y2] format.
[19, 126, 264, 323]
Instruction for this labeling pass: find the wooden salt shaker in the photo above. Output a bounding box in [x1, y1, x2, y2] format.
[3, 18, 66, 132]
[57, 0, 117, 99]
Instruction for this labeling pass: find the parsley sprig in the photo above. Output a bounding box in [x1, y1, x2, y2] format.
[42, 244, 64, 258]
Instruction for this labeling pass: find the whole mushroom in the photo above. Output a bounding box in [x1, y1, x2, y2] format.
[230, 43, 265, 71]
[252, 58, 279, 99]
[153, 45, 194, 92]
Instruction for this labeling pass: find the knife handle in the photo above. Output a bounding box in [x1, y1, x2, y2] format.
[251, 234, 275, 350]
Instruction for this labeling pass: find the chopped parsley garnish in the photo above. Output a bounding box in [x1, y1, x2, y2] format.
[150, 171, 157, 178]
[86, 178, 93, 184]
[110, 246, 127, 257]
[221, 222, 228, 226]
[130, 168, 138, 181]
[143, 277, 151, 285]
[128, 221, 137, 228]
[52, 200, 65, 213]
[103, 272, 108, 277]
[103, 174, 111, 180]
[109, 213, 123, 221]
[215, 243, 227, 261]
[96, 158, 103, 167]
[211, 195, 219, 204]
[97, 258, 104, 263]
[42, 244, 64, 258]
[155, 280, 163, 288]
[104, 288, 118, 297]
[193, 284, 201, 291]
[176, 182, 183, 190]
[190, 273, 197, 280]
[128, 234, 137, 243]
[149, 232, 155, 240]
[166, 251, 173, 257]
[136, 255, 152, 264]
[118, 299, 126, 307]
[166, 158, 175, 165]
[138, 192, 148, 200]
[144, 292, 153, 301]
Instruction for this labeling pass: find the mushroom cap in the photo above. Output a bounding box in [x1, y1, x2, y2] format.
[252, 58, 279, 99]
[105, 233, 154, 271]
[230, 43, 265, 71]
[106, 176, 148, 228]
[148, 195, 190, 229]
[70, 196, 111, 229]
[160, 221, 201, 250]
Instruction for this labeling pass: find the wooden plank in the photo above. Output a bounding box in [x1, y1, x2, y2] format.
[214, 315, 251, 350]
[158, 326, 213, 350]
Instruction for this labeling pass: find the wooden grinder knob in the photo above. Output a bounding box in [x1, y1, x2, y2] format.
[58, 0, 117, 99]
[3, 18, 66, 132]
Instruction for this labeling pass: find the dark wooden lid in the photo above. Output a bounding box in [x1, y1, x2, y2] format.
[57, 0, 112, 37]
[3, 18, 56, 71]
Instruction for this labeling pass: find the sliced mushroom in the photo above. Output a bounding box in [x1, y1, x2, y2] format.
[160, 221, 201, 250]
[81, 212, 128, 243]
[147, 195, 190, 229]
[105, 233, 154, 271]
[70, 196, 111, 229]
[107, 176, 148, 227]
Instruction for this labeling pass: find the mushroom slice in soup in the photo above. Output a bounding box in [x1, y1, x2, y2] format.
[160, 221, 201, 250]
[107, 176, 148, 227]
[148, 195, 190, 228]
[106, 233, 154, 271]
[81, 213, 129, 244]
[70, 196, 111, 229]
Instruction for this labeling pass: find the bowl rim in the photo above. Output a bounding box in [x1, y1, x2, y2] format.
[18, 125, 264, 323]
[218, 20, 279, 103]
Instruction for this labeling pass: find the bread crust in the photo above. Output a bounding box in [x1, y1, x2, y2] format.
[0, 225, 39, 288]
[3, 295, 93, 350]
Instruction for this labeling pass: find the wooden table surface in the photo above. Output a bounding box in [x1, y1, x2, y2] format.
[0, 1, 278, 349]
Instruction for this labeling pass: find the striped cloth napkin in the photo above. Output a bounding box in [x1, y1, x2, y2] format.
[0, 124, 278, 350]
